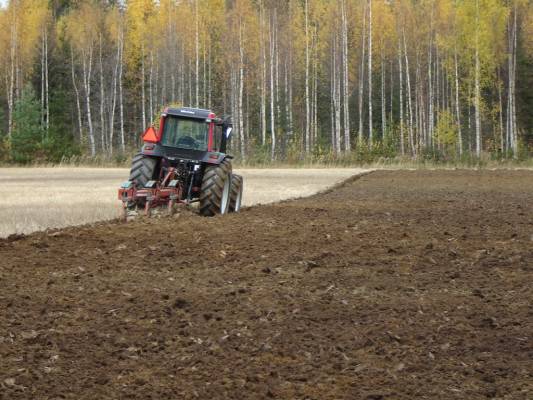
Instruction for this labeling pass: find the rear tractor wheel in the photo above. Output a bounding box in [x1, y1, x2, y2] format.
[129, 153, 158, 189]
[127, 153, 158, 209]
[229, 174, 243, 213]
[199, 159, 232, 216]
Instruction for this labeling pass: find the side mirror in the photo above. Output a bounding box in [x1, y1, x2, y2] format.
[225, 127, 233, 139]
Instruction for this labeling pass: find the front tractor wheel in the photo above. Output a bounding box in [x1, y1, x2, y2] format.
[199, 159, 232, 216]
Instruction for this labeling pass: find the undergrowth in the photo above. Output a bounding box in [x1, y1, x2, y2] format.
[1, 146, 531, 170]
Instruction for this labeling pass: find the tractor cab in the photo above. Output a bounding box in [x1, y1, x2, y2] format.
[140, 107, 232, 163]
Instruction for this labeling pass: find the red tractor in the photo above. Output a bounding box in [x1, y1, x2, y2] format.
[118, 107, 243, 217]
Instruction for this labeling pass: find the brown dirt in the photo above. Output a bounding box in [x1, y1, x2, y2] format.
[1, 170, 532, 400]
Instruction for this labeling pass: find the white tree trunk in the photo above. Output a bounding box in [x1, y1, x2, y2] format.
[82, 46, 95, 157]
[44, 28, 49, 132]
[149, 51, 153, 124]
[398, 39, 405, 155]
[195, 0, 199, 108]
[304, 0, 310, 154]
[511, 2, 518, 156]
[99, 35, 106, 153]
[475, 49, 481, 157]
[358, 1, 367, 145]
[332, 35, 339, 154]
[141, 45, 146, 130]
[188, 58, 192, 106]
[368, 0, 373, 146]
[341, 0, 350, 153]
[467, 81, 472, 153]
[389, 59, 394, 127]
[119, 28, 125, 153]
[498, 68, 504, 153]
[330, 39, 334, 149]
[427, 8, 434, 148]
[203, 45, 207, 106]
[428, 48, 433, 148]
[287, 1, 294, 138]
[454, 46, 462, 156]
[474, 0, 481, 158]
[109, 30, 121, 155]
[381, 48, 386, 141]
[208, 46, 212, 108]
[41, 30, 45, 128]
[506, 12, 512, 153]
[274, 10, 280, 129]
[270, 14, 276, 160]
[70, 47, 83, 144]
[284, 59, 289, 150]
[403, 30, 414, 156]
[311, 33, 318, 146]
[239, 22, 246, 160]
[260, 1, 267, 146]
[7, 17, 16, 138]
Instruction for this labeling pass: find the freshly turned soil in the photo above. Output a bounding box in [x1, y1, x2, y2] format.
[1, 170, 532, 399]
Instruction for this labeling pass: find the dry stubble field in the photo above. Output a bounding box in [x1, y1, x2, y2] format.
[0, 167, 368, 238]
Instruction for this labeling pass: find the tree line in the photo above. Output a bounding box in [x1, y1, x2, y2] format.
[0, 0, 532, 164]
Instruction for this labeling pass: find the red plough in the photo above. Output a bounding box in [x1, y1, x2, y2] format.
[118, 167, 188, 218]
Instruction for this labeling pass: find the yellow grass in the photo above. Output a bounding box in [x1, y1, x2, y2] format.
[0, 167, 369, 237]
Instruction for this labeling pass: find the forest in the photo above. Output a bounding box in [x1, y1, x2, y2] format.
[0, 0, 532, 164]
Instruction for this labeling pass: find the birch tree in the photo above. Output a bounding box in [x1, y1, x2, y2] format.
[65, 2, 104, 156]
[0, 0, 529, 163]
[457, 0, 507, 157]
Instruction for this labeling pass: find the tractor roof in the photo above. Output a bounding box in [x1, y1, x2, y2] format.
[164, 107, 214, 120]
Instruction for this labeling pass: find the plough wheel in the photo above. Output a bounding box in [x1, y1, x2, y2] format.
[229, 174, 243, 213]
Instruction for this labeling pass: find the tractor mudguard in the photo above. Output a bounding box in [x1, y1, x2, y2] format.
[141, 143, 166, 157]
[201, 152, 227, 165]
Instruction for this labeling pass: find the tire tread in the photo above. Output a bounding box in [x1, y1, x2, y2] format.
[229, 174, 243, 212]
[129, 154, 158, 189]
[199, 159, 232, 216]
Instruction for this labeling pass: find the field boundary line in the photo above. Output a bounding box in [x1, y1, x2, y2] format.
[242, 169, 375, 210]
[317, 170, 376, 196]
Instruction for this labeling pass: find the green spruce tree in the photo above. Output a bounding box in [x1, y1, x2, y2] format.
[10, 86, 44, 164]
[0, 107, 8, 162]
[43, 88, 80, 162]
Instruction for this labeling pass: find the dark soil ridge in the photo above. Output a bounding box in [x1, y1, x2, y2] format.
[1, 170, 532, 400]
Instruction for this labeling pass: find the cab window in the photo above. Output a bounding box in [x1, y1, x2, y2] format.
[161, 117, 208, 150]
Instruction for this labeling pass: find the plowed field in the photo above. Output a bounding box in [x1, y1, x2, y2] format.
[1, 170, 532, 399]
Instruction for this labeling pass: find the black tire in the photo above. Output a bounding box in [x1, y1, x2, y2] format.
[229, 174, 243, 213]
[129, 153, 158, 189]
[199, 159, 232, 216]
